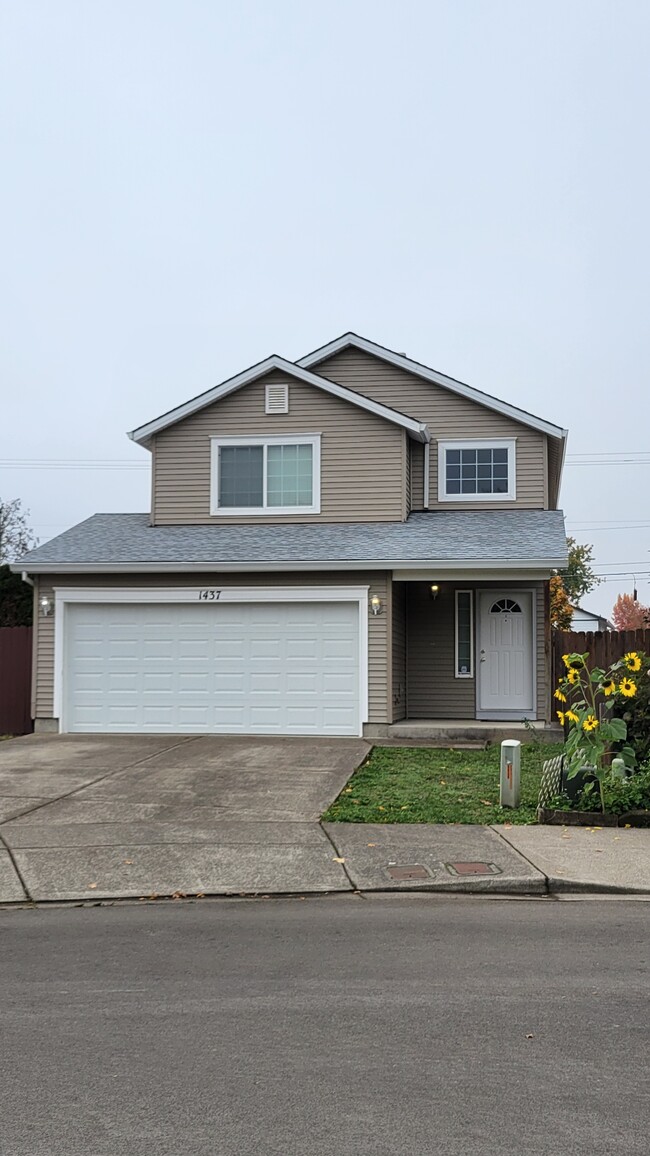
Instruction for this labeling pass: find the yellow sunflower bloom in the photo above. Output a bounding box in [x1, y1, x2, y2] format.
[565, 710, 579, 724]
[557, 710, 566, 725]
[554, 688, 567, 702]
[582, 715, 599, 732]
[619, 678, 637, 697]
[562, 654, 572, 669]
[566, 668, 580, 685]
[623, 652, 642, 672]
[602, 678, 616, 696]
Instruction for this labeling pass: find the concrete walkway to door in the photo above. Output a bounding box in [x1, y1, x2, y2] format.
[0, 734, 369, 902]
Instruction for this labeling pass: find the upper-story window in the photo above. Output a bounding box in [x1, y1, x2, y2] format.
[438, 439, 516, 502]
[210, 435, 321, 515]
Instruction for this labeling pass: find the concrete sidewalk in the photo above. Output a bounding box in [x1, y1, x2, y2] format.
[2, 816, 650, 903]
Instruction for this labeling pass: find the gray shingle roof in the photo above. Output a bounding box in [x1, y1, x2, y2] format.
[14, 510, 568, 571]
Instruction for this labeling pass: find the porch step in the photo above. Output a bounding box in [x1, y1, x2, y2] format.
[363, 721, 563, 746]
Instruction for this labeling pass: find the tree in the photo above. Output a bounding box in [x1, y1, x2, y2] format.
[611, 593, 650, 631]
[0, 498, 36, 563]
[555, 537, 600, 605]
[0, 564, 32, 626]
[550, 574, 573, 629]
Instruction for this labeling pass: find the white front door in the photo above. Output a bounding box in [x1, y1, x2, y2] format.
[477, 591, 534, 716]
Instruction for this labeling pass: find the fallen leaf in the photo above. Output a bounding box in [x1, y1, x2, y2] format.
[367, 842, 376, 847]
[123, 859, 134, 865]
[525, 1033, 534, 1039]
[401, 805, 409, 810]
[624, 824, 632, 828]
[502, 823, 513, 829]
[87, 883, 98, 890]
[171, 891, 187, 899]
[378, 805, 385, 811]
[481, 799, 493, 806]
[439, 780, 447, 786]
[594, 849, 603, 854]
[148, 893, 159, 900]
[344, 787, 353, 793]
[332, 857, 345, 863]
[195, 893, 205, 899]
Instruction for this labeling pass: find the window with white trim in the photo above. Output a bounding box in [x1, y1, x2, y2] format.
[211, 435, 321, 515]
[455, 590, 474, 678]
[438, 439, 516, 501]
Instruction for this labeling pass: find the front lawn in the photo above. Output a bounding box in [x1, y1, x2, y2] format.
[322, 742, 563, 825]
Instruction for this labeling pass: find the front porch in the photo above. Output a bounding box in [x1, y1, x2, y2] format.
[364, 718, 562, 746]
[388, 579, 553, 730]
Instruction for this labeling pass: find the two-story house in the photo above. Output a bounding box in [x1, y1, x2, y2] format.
[15, 333, 568, 738]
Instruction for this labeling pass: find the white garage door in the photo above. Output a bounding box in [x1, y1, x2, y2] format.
[63, 601, 360, 736]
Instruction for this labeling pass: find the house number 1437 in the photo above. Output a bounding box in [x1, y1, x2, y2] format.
[198, 589, 222, 600]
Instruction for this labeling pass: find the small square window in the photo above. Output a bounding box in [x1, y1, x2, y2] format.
[438, 441, 516, 502]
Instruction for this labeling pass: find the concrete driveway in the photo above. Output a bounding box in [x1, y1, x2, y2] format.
[0, 734, 369, 902]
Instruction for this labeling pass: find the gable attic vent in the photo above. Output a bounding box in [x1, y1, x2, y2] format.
[265, 382, 289, 414]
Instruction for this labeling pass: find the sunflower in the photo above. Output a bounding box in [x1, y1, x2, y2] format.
[619, 677, 637, 698]
[562, 654, 572, 669]
[562, 653, 584, 670]
[582, 715, 599, 732]
[623, 652, 642, 673]
[565, 709, 579, 724]
[554, 688, 567, 702]
[556, 710, 566, 725]
[602, 678, 616, 697]
[566, 668, 580, 685]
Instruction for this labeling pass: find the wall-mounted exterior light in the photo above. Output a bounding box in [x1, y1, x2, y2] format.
[370, 595, 382, 616]
[430, 585, 440, 600]
[39, 596, 54, 617]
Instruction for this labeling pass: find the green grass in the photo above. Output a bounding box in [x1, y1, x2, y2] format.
[322, 742, 563, 825]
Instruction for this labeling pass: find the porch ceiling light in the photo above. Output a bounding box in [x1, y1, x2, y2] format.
[370, 595, 382, 616]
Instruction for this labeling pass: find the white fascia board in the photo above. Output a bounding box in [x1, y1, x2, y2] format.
[17, 558, 566, 575]
[128, 354, 429, 444]
[298, 333, 568, 442]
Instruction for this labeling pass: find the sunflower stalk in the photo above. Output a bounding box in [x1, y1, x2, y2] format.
[556, 651, 643, 813]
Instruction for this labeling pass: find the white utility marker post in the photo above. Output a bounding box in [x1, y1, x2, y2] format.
[500, 740, 521, 808]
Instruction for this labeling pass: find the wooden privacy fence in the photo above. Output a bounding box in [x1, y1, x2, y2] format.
[553, 629, 650, 684]
[0, 626, 33, 735]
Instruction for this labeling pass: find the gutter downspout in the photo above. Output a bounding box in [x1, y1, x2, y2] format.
[423, 438, 430, 509]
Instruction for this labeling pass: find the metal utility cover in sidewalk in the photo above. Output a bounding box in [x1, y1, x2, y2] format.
[384, 864, 432, 881]
[446, 861, 501, 876]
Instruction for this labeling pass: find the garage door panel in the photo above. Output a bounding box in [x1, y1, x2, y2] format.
[64, 600, 361, 736]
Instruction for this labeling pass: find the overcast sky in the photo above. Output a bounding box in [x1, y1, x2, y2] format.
[1, 0, 649, 616]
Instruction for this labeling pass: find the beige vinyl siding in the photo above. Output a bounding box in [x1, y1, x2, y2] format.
[152, 369, 406, 524]
[405, 581, 549, 721]
[391, 581, 407, 721]
[316, 348, 549, 511]
[33, 571, 390, 726]
[406, 583, 475, 718]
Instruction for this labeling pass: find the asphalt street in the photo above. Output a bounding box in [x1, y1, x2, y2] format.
[1, 896, 648, 1155]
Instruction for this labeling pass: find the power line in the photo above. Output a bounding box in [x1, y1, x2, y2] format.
[0, 459, 148, 471]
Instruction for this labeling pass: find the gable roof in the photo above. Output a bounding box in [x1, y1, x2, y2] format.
[12, 509, 568, 574]
[129, 354, 430, 446]
[298, 332, 568, 442]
